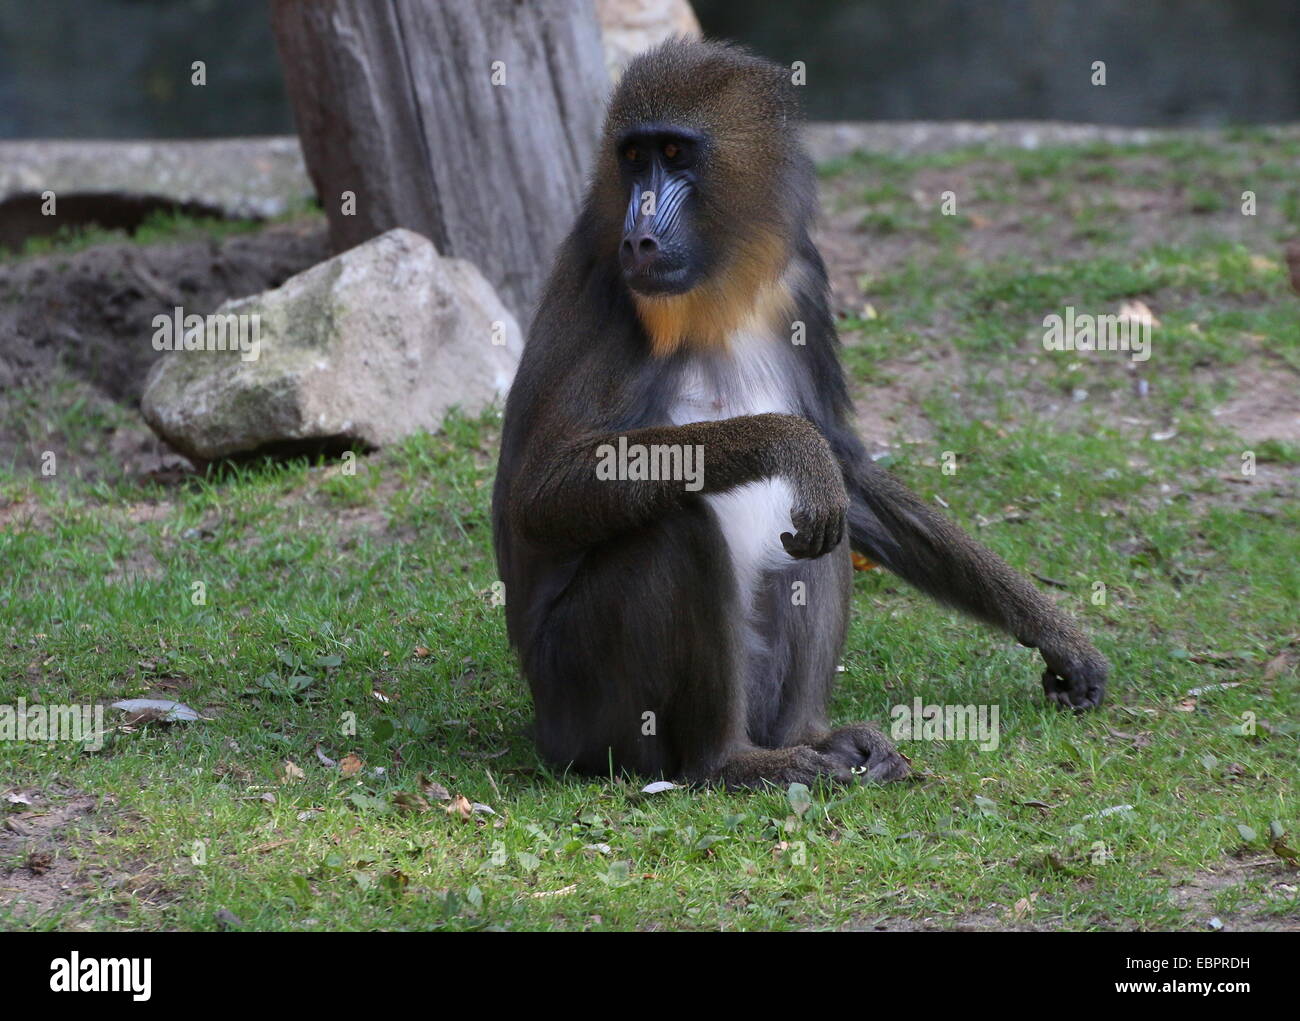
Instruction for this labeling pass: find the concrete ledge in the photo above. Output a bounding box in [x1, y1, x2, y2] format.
[802, 120, 1300, 162]
[3, 124, 1296, 228]
[0, 137, 313, 220]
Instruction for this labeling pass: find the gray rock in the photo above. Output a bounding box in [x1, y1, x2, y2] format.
[595, 0, 701, 83]
[140, 228, 522, 460]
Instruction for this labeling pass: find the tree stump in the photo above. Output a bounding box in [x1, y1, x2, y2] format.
[270, 0, 609, 326]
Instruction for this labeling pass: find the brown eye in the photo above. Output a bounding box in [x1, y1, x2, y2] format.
[624, 146, 639, 163]
[663, 142, 679, 160]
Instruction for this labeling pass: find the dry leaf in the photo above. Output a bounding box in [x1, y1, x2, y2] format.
[213, 761, 252, 783]
[444, 794, 473, 821]
[1286, 241, 1300, 295]
[1117, 300, 1160, 329]
[111, 698, 200, 723]
[338, 754, 364, 777]
[279, 760, 305, 784]
[851, 551, 879, 571]
[419, 774, 452, 801]
[1106, 727, 1154, 749]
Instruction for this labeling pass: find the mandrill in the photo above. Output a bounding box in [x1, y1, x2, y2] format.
[491, 39, 1108, 788]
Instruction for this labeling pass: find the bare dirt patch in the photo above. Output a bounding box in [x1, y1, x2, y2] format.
[846, 908, 1048, 931]
[1, 218, 325, 478]
[846, 351, 952, 450]
[1167, 860, 1300, 932]
[0, 786, 111, 925]
[0, 219, 327, 402]
[0, 494, 53, 532]
[847, 860, 1298, 931]
[1208, 356, 1300, 446]
[0, 219, 328, 476]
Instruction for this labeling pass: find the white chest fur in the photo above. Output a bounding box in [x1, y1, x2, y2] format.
[667, 331, 797, 612]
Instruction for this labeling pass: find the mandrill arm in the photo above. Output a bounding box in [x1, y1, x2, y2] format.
[836, 443, 1110, 709]
[508, 412, 847, 559]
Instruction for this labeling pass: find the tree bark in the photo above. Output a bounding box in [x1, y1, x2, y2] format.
[270, 0, 609, 326]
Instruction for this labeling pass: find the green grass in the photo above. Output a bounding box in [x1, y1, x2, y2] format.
[4, 203, 318, 262]
[2, 132, 1298, 931]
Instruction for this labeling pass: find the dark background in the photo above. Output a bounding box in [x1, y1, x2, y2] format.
[2, 0, 1298, 138]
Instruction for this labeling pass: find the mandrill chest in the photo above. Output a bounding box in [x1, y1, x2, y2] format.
[666, 330, 799, 605]
[665, 328, 797, 423]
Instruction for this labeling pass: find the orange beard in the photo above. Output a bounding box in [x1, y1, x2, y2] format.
[631, 232, 792, 357]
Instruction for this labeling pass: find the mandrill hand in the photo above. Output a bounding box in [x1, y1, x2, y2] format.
[780, 422, 848, 560]
[1039, 636, 1109, 711]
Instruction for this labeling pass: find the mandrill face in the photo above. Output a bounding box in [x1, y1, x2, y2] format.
[592, 40, 817, 354]
[615, 124, 710, 297]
